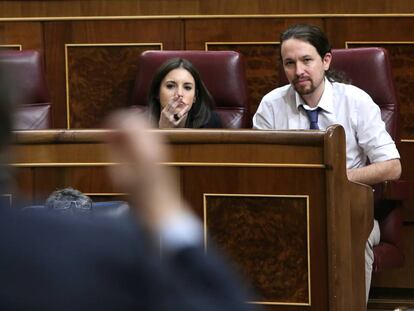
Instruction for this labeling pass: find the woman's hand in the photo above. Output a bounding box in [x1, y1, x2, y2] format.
[159, 95, 191, 128]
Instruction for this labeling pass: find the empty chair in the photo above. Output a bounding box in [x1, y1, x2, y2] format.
[130, 50, 250, 128]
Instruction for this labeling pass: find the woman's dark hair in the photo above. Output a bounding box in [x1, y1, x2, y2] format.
[147, 58, 216, 128]
[280, 24, 350, 83]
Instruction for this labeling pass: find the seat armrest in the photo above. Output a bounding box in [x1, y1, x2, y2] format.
[373, 179, 410, 201]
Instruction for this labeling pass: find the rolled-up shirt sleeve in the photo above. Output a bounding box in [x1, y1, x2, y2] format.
[355, 93, 400, 163]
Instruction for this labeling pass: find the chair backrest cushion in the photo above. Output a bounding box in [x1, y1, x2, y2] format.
[0, 50, 50, 106]
[0, 50, 52, 129]
[330, 48, 399, 140]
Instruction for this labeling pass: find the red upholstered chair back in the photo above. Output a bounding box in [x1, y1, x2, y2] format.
[329, 48, 399, 141]
[328, 48, 406, 273]
[130, 50, 250, 128]
[0, 49, 52, 129]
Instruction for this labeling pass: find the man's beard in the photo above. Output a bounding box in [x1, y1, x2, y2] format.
[292, 77, 316, 95]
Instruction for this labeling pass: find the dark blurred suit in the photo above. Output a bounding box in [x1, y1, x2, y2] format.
[0, 206, 253, 311]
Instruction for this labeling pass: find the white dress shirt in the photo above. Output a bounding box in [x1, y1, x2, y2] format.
[253, 78, 400, 169]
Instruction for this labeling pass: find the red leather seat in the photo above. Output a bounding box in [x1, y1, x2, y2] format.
[130, 50, 250, 128]
[329, 48, 408, 272]
[280, 47, 408, 272]
[0, 50, 52, 129]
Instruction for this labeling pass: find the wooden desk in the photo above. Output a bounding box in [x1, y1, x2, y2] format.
[10, 125, 373, 311]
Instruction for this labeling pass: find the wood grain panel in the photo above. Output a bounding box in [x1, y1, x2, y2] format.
[324, 18, 414, 49]
[206, 195, 309, 304]
[185, 18, 324, 50]
[13, 167, 35, 204]
[66, 44, 161, 128]
[180, 166, 329, 309]
[0, 22, 43, 51]
[17, 167, 119, 204]
[190, 0, 414, 15]
[0, 0, 413, 17]
[44, 20, 182, 128]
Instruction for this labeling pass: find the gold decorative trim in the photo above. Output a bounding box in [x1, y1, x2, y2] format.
[0, 44, 22, 50]
[346, 41, 414, 48]
[64, 42, 163, 129]
[205, 41, 279, 51]
[0, 14, 414, 22]
[65, 43, 164, 47]
[401, 139, 414, 143]
[203, 193, 311, 306]
[11, 162, 326, 168]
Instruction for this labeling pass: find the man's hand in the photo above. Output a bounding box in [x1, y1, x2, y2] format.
[105, 110, 190, 234]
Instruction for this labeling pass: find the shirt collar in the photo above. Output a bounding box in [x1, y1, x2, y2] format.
[293, 77, 334, 113]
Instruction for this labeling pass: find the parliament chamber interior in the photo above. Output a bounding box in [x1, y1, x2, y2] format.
[0, 1, 413, 310]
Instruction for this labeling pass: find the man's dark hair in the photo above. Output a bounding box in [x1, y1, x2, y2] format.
[280, 24, 350, 83]
[147, 57, 216, 128]
[45, 188, 92, 215]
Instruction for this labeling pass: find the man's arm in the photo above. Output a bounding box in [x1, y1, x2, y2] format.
[347, 158, 402, 186]
[105, 111, 255, 311]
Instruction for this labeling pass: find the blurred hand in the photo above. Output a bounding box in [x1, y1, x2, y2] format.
[105, 110, 187, 233]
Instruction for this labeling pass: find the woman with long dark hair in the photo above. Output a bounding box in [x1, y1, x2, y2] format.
[147, 58, 221, 128]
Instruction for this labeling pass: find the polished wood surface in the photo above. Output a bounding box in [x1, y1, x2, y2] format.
[10, 126, 372, 310]
[206, 195, 310, 303]
[0, 0, 412, 17]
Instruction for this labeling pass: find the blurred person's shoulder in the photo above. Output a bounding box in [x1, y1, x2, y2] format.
[0, 202, 146, 260]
